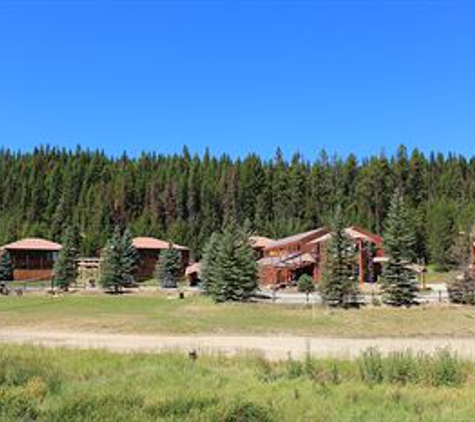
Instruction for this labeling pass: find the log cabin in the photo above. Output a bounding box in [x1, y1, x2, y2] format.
[0, 238, 62, 281]
[258, 226, 384, 288]
[132, 237, 190, 281]
[249, 236, 275, 259]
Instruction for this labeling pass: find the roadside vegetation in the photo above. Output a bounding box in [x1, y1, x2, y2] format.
[0, 344, 472, 421]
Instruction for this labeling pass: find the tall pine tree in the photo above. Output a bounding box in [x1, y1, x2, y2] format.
[53, 226, 79, 291]
[99, 226, 124, 293]
[381, 190, 419, 306]
[121, 228, 139, 286]
[201, 232, 221, 297]
[201, 223, 258, 302]
[0, 249, 14, 283]
[319, 211, 360, 308]
[156, 244, 182, 288]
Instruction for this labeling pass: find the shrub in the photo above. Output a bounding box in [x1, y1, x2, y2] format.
[448, 272, 475, 305]
[285, 358, 305, 379]
[423, 349, 466, 387]
[359, 348, 384, 385]
[385, 351, 418, 385]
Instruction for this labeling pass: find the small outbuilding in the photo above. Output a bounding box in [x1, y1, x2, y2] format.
[0, 238, 62, 281]
[132, 237, 190, 281]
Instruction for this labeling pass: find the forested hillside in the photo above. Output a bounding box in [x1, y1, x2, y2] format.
[0, 145, 474, 266]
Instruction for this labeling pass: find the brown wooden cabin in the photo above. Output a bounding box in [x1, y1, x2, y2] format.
[258, 226, 384, 288]
[249, 236, 275, 259]
[132, 237, 190, 281]
[0, 238, 62, 281]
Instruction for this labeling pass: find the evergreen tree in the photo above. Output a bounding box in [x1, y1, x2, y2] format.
[427, 199, 457, 271]
[297, 274, 315, 303]
[156, 244, 182, 288]
[121, 228, 139, 286]
[99, 226, 124, 293]
[319, 211, 360, 308]
[0, 249, 14, 283]
[53, 226, 79, 291]
[381, 190, 419, 306]
[234, 222, 259, 300]
[1, 145, 475, 269]
[201, 232, 221, 297]
[201, 223, 258, 302]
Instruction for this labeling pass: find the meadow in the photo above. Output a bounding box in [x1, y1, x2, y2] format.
[1, 292, 475, 337]
[0, 344, 473, 422]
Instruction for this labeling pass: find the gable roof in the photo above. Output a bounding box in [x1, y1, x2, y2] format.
[345, 226, 383, 245]
[249, 236, 275, 249]
[132, 237, 189, 251]
[2, 238, 62, 251]
[265, 227, 329, 250]
[309, 226, 383, 246]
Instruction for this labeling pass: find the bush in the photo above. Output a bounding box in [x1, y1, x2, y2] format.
[448, 272, 475, 305]
[422, 349, 466, 387]
[385, 351, 418, 385]
[359, 348, 384, 385]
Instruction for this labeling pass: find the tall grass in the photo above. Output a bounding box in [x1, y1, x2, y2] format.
[358, 348, 466, 387]
[0, 345, 472, 421]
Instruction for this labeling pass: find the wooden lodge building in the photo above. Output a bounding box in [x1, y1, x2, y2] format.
[0, 238, 62, 281]
[249, 236, 275, 259]
[132, 237, 190, 281]
[258, 226, 384, 287]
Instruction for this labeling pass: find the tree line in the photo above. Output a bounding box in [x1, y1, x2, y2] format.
[0, 145, 474, 268]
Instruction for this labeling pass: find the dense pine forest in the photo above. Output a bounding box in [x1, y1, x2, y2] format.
[0, 145, 474, 268]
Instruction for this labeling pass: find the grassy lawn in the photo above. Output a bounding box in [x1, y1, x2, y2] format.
[424, 270, 458, 285]
[2, 293, 475, 337]
[0, 344, 474, 421]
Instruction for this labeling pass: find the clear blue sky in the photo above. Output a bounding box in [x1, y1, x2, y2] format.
[1, 0, 474, 159]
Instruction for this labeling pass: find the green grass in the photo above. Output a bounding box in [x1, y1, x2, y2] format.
[2, 293, 475, 337]
[424, 270, 458, 285]
[0, 345, 473, 421]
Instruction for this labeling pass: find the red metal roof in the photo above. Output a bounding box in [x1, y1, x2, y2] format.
[132, 237, 189, 251]
[2, 238, 62, 251]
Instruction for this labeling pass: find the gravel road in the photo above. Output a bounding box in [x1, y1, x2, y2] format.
[1, 328, 475, 360]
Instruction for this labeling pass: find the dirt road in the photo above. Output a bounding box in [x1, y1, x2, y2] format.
[2, 328, 475, 360]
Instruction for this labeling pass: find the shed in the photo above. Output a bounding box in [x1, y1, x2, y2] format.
[0, 238, 62, 281]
